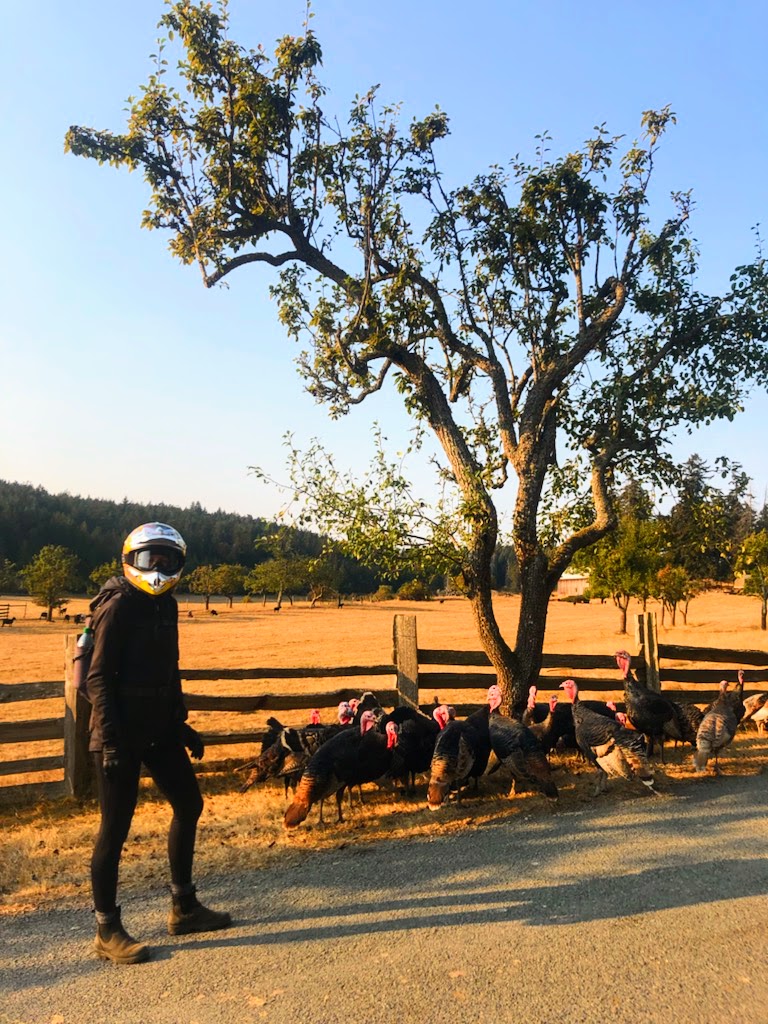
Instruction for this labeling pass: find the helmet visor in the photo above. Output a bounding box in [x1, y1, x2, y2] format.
[128, 546, 185, 574]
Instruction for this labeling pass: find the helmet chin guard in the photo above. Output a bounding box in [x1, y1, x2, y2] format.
[122, 523, 186, 597]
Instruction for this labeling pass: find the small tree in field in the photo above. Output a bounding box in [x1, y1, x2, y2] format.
[65, 3, 768, 710]
[653, 564, 698, 626]
[213, 564, 247, 607]
[736, 531, 768, 630]
[245, 557, 308, 609]
[578, 515, 661, 633]
[89, 559, 122, 592]
[185, 564, 218, 610]
[21, 546, 79, 621]
[244, 528, 310, 609]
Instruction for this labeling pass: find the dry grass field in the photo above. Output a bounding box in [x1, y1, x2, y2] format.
[1, 589, 767, 915]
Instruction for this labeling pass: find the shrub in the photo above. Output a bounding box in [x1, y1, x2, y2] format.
[396, 580, 431, 601]
[371, 585, 394, 602]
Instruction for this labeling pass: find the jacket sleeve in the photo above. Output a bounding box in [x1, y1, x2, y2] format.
[85, 597, 124, 749]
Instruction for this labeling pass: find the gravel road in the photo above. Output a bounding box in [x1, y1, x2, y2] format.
[2, 771, 767, 1024]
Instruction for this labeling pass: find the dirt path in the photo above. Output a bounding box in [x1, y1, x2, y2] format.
[2, 770, 767, 1024]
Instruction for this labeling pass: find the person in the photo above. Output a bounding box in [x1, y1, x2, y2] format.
[86, 522, 231, 964]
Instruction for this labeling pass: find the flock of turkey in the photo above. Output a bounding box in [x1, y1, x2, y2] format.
[236, 651, 767, 829]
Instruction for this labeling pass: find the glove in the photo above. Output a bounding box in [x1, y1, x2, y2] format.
[102, 746, 121, 778]
[181, 723, 205, 760]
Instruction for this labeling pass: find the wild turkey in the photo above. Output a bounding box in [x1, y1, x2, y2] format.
[235, 716, 290, 792]
[238, 703, 353, 794]
[486, 686, 558, 800]
[427, 702, 491, 809]
[663, 699, 704, 751]
[527, 694, 559, 745]
[729, 671, 746, 723]
[525, 693, 571, 756]
[284, 710, 399, 827]
[560, 679, 657, 796]
[529, 685, 626, 755]
[741, 691, 768, 724]
[751, 700, 768, 735]
[615, 650, 675, 760]
[522, 686, 542, 726]
[694, 681, 739, 774]
[381, 705, 439, 794]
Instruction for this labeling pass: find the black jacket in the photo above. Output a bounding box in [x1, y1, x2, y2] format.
[86, 577, 187, 752]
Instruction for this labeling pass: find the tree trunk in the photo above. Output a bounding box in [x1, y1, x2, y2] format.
[761, 593, 767, 630]
[205, 593, 210, 611]
[614, 594, 629, 634]
[511, 557, 554, 713]
[467, 582, 516, 711]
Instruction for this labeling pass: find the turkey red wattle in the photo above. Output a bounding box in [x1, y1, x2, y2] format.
[433, 705, 451, 730]
[487, 685, 503, 712]
[385, 722, 399, 749]
[615, 650, 632, 679]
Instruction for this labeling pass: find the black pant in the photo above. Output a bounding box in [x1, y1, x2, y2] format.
[91, 741, 204, 914]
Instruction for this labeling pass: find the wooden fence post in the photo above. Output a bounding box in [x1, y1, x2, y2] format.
[634, 611, 660, 692]
[63, 635, 93, 799]
[393, 614, 419, 708]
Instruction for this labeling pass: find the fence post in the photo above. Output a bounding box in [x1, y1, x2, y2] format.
[634, 611, 660, 691]
[63, 635, 93, 799]
[393, 614, 419, 708]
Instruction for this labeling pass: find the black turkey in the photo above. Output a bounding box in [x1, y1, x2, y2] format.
[487, 685, 558, 800]
[284, 710, 399, 827]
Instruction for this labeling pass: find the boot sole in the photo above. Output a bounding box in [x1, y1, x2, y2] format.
[167, 917, 232, 935]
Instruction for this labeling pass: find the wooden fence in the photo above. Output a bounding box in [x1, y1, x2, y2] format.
[1, 612, 766, 804]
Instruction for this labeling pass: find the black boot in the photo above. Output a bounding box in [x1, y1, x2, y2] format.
[93, 907, 150, 964]
[167, 885, 232, 935]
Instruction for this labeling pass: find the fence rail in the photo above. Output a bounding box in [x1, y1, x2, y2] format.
[1, 612, 767, 804]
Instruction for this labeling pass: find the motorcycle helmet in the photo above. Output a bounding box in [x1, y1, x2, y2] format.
[122, 522, 187, 596]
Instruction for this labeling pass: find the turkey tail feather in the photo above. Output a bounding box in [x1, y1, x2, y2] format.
[283, 775, 317, 828]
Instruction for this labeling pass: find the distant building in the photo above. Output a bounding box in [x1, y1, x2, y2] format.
[556, 572, 589, 597]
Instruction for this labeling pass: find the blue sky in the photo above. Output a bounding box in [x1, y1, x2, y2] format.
[1, 0, 766, 526]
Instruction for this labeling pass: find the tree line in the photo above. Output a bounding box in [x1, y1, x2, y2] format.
[3, 454, 768, 628]
[0, 480, 407, 615]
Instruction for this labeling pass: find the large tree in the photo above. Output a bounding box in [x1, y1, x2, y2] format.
[65, 3, 768, 709]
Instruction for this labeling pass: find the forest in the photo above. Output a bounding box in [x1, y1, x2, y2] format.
[0, 479, 308, 576]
